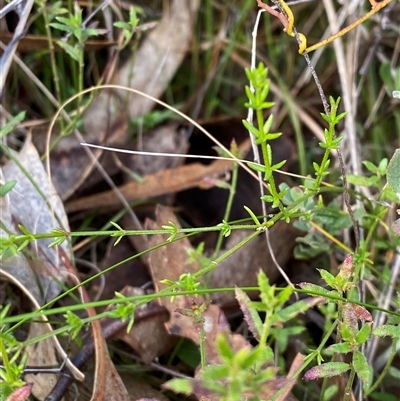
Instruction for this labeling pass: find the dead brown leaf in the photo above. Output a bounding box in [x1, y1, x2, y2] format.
[84, 0, 200, 138]
[59, 252, 131, 401]
[1, 136, 70, 301]
[145, 205, 250, 366]
[0, 137, 83, 386]
[275, 352, 305, 401]
[110, 286, 175, 364]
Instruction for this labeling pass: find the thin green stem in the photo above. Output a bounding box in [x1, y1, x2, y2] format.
[214, 160, 239, 255]
[38, 1, 63, 121]
[198, 323, 207, 369]
[343, 367, 356, 401]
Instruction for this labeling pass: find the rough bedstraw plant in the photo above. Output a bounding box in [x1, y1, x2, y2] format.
[1, 2, 399, 399]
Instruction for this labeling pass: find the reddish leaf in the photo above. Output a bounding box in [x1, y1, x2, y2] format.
[352, 304, 373, 322]
[304, 362, 350, 380]
[235, 286, 263, 340]
[5, 383, 33, 401]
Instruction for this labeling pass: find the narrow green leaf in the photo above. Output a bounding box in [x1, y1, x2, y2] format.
[163, 378, 193, 395]
[0, 111, 26, 138]
[263, 114, 273, 134]
[270, 159, 287, 171]
[50, 22, 74, 32]
[57, 41, 80, 61]
[320, 113, 330, 123]
[242, 119, 260, 137]
[248, 161, 265, 173]
[363, 160, 378, 174]
[244, 205, 262, 226]
[114, 21, 130, 29]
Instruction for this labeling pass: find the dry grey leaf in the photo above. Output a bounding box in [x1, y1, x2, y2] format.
[0, 136, 83, 384]
[1, 135, 70, 302]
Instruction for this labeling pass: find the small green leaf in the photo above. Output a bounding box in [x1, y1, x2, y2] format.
[263, 114, 274, 134]
[318, 269, 336, 288]
[243, 205, 262, 226]
[0, 180, 16, 197]
[355, 323, 372, 345]
[322, 384, 338, 401]
[50, 22, 74, 32]
[270, 159, 287, 171]
[353, 350, 372, 390]
[387, 149, 400, 197]
[216, 334, 234, 361]
[57, 41, 80, 61]
[163, 378, 193, 395]
[320, 113, 330, 123]
[0, 112, 26, 138]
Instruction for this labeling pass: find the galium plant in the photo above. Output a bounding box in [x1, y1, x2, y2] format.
[1, 2, 400, 400]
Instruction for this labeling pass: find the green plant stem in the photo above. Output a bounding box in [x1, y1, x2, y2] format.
[272, 320, 339, 401]
[1, 186, 321, 253]
[38, 1, 63, 122]
[198, 322, 207, 369]
[213, 161, 239, 256]
[254, 107, 283, 210]
[343, 367, 356, 401]
[3, 284, 399, 329]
